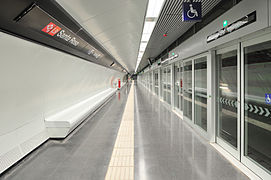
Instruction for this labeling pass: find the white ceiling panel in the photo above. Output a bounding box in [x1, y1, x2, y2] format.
[56, 0, 148, 72]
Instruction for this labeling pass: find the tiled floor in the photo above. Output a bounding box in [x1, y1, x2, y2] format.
[0, 85, 131, 180]
[0, 82, 250, 180]
[134, 83, 249, 180]
[105, 83, 134, 180]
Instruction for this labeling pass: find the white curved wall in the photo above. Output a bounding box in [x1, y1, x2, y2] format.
[0, 31, 124, 173]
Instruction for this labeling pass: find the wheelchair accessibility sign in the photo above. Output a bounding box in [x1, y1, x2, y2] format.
[265, 94, 271, 104]
[182, 2, 202, 21]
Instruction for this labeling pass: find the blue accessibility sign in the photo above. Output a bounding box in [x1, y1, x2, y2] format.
[182, 2, 202, 22]
[265, 94, 271, 104]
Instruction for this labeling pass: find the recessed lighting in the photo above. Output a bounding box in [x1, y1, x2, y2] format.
[135, 0, 165, 72]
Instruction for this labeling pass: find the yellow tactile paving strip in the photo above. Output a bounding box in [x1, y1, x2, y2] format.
[105, 82, 134, 180]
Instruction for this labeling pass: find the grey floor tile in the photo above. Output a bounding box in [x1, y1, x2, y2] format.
[134, 84, 249, 180]
[0, 85, 131, 180]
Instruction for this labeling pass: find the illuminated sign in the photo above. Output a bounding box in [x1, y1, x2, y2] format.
[42, 22, 79, 47]
[49, 26, 61, 36]
[182, 2, 202, 22]
[265, 94, 271, 104]
[207, 11, 256, 43]
[162, 54, 179, 65]
[16, 4, 103, 60]
[223, 20, 228, 27]
[87, 48, 101, 59]
[42, 22, 56, 33]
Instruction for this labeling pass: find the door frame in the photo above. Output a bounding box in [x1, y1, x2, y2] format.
[215, 44, 241, 160]
[240, 33, 271, 179]
[182, 52, 213, 140]
[173, 61, 184, 117]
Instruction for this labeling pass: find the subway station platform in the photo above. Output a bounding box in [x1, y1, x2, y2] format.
[1, 83, 249, 180]
[1, 0, 271, 179]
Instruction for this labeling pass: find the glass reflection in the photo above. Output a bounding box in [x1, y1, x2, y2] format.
[194, 57, 207, 131]
[244, 41, 271, 172]
[174, 64, 180, 109]
[184, 61, 192, 120]
[217, 50, 238, 148]
[163, 68, 167, 101]
[154, 70, 159, 95]
[167, 67, 171, 105]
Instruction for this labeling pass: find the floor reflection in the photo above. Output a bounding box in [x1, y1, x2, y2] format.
[134, 84, 248, 180]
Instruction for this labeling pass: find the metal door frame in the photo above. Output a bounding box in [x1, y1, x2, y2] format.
[215, 44, 241, 160]
[240, 33, 271, 179]
[182, 52, 212, 140]
[183, 57, 194, 127]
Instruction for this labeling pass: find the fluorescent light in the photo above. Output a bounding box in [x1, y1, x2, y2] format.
[140, 46, 146, 51]
[142, 21, 156, 34]
[135, 0, 165, 73]
[139, 42, 147, 51]
[141, 33, 152, 41]
[146, 0, 165, 18]
[140, 42, 147, 48]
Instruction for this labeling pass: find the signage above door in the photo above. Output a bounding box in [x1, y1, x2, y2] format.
[207, 11, 256, 43]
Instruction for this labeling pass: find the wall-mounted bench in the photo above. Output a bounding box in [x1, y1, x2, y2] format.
[45, 88, 117, 138]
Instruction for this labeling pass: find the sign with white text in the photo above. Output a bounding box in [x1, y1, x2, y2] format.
[17, 5, 103, 59]
[207, 11, 256, 43]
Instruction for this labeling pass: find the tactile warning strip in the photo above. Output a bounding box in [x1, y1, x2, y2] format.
[105, 82, 134, 180]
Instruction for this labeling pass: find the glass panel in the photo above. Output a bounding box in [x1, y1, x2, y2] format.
[194, 57, 207, 131]
[217, 50, 238, 148]
[184, 61, 192, 120]
[147, 73, 149, 89]
[180, 63, 183, 111]
[167, 67, 171, 105]
[160, 69, 163, 98]
[149, 72, 152, 91]
[163, 68, 167, 101]
[244, 41, 271, 172]
[174, 64, 180, 109]
[154, 71, 158, 86]
[154, 70, 159, 95]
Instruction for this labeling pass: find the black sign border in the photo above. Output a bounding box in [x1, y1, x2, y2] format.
[207, 11, 256, 43]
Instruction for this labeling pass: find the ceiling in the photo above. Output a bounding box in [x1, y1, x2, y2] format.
[56, 0, 148, 73]
[137, 0, 222, 72]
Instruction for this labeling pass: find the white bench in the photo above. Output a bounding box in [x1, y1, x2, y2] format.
[45, 88, 117, 138]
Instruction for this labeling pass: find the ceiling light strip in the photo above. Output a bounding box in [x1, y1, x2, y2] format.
[135, 0, 165, 72]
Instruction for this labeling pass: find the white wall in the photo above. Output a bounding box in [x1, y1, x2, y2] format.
[0, 31, 124, 173]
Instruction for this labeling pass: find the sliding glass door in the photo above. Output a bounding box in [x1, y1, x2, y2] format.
[216, 35, 271, 178]
[216, 46, 240, 159]
[174, 62, 183, 112]
[149, 72, 153, 92]
[166, 67, 171, 105]
[183, 53, 211, 137]
[194, 57, 208, 131]
[162, 66, 172, 105]
[242, 35, 271, 178]
[154, 70, 159, 95]
[183, 61, 193, 121]
[162, 68, 167, 102]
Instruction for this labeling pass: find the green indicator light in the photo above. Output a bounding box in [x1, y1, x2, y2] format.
[172, 52, 175, 56]
[223, 20, 228, 27]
